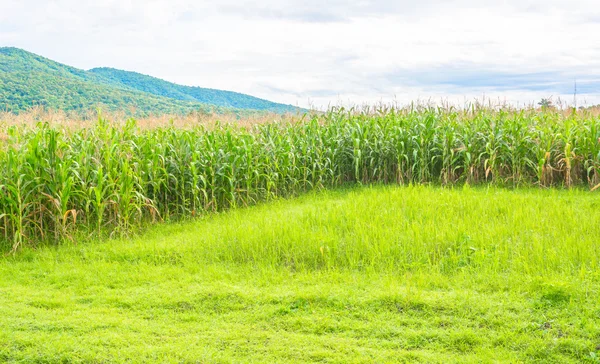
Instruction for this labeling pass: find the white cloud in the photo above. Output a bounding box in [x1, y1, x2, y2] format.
[1, 0, 600, 108]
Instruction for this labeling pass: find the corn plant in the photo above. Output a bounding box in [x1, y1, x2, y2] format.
[1, 107, 600, 251]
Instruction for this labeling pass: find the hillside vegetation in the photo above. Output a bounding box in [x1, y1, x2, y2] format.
[1, 107, 599, 252]
[89, 67, 300, 113]
[0, 47, 298, 115]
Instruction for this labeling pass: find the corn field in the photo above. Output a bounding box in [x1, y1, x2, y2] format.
[1, 107, 600, 251]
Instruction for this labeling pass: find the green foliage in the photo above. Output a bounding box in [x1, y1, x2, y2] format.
[0, 47, 298, 115]
[1, 187, 599, 362]
[1, 107, 600, 251]
[538, 98, 554, 109]
[89, 67, 300, 113]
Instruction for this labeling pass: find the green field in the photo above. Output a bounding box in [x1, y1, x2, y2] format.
[2, 186, 600, 363]
[2, 108, 600, 362]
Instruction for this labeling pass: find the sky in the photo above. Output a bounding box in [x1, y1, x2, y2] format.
[1, 0, 600, 109]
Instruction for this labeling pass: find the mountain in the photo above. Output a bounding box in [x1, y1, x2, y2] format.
[88, 68, 297, 113]
[0, 47, 299, 115]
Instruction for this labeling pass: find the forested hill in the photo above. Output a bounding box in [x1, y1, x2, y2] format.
[0, 47, 299, 115]
[88, 67, 297, 113]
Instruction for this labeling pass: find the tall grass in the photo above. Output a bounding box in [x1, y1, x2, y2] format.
[1, 106, 599, 251]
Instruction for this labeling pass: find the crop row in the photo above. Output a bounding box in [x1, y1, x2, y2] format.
[1, 108, 599, 250]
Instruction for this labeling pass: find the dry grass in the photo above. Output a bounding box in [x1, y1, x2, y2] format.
[0, 107, 303, 131]
[0, 108, 305, 146]
[2, 103, 600, 133]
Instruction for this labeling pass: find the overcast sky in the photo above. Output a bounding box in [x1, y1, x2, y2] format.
[2, 0, 600, 109]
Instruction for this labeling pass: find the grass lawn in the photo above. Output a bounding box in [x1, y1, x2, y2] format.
[1, 186, 600, 363]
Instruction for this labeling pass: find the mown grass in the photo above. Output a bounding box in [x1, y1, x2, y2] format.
[1, 186, 599, 363]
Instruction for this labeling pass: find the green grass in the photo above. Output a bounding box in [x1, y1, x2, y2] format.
[2, 186, 600, 363]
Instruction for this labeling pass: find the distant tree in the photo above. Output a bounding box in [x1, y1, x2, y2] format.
[538, 98, 554, 109]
